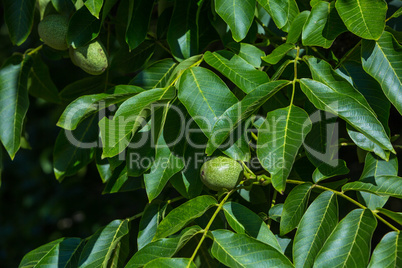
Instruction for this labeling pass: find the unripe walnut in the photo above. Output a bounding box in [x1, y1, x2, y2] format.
[69, 40, 109, 75]
[200, 157, 243, 191]
[38, 14, 69, 50]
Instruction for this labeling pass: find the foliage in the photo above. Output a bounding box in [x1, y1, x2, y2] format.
[0, 0, 401, 267]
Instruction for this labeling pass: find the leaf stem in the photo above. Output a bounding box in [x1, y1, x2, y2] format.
[187, 190, 234, 267]
[284, 179, 400, 232]
[290, 46, 300, 105]
[267, 189, 278, 229]
[26, 45, 43, 56]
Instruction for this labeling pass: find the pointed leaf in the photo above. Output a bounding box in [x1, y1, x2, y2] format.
[362, 31, 402, 116]
[67, 6, 101, 48]
[126, 0, 154, 50]
[335, 0, 387, 40]
[211, 230, 294, 267]
[314, 209, 377, 267]
[257, 0, 299, 32]
[78, 219, 129, 267]
[262, 43, 295, 65]
[215, 0, 256, 42]
[130, 59, 177, 89]
[154, 195, 217, 240]
[300, 58, 394, 153]
[144, 135, 185, 202]
[167, 0, 198, 60]
[53, 115, 98, 180]
[58, 85, 144, 130]
[312, 162, 349, 183]
[99, 87, 175, 158]
[204, 50, 270, 94]
[28, 55, 60, 104]
[126, 226, 202, 268]
[102, 164, 142, 194]
[3, 0, 36, 45]
[138, 203, 163, 250]
[0, 55, 32, 159]
[293, 191, 338, 268]
[342, 175, 402, 199]
[19, 238, 82, 268]
[84, 0, 104, 18]
[287, 11, 310, 44]
[377, 208, 402, 226]
[226, 42, 266, 68]
[223, 202, 282, 251]
[178, 67, 238, 138]
[280, 183, 313, 235]
[257, 105, 312, 192]
[358, 152, 398, 210]
[206, 80, 289, 155]
[369, 231, 402, 268]
[302, 1, 347, 49]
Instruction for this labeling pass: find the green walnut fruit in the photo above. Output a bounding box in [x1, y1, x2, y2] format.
[38, 14, 69, 50]
[200, 157, 244, 191]
[69, 40, 109, 75]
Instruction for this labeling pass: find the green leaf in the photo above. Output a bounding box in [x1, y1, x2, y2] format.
[262, 43, 295, 65]
[369, 231, 402, 268]
[138, 203, 163, 250]
[78, 219, 129, 267]
[67, 6, 101, 48]
[95, 147, 112, 183]
[362, 31, 402, 116]
[53, 115, 98, 181]
[126, 226, 202, 268]
[280, 183, 313, 235]
[302, 1, 347, 49]
[342, 175, 402, 199]
[0, 55, 33, 159]
[269, 203, 283, 222]
[99, 87, 175, 158]
[257, 105, 312, 192]
[205, 51, 270, 94]
[206, 80, 289, 155]
[287, 11, 310, 44]
[314, 209, 377, 267]
[144, 134, 185, 202]
[226, 42, 266, 68]
[257, 0, 299, 32]
[293, 191, 338, 268]
[211, 230, 294, 267]
[358, 152, 398, 210]
[126, 0, 155, 50]
[57, 85, 143, 130]
[376, 208, 402, 226]
[3, 0, 36, 45]
[126, 129, 155, 177]
[167, 0, 198, 60]
[28, 55, 60, 104]
[167, 55, 203, 85]
[178, 67, 238, 138]
[19, 238, 82, 268]
[335, 0, 387, 40]
[52, 0, 75, 13]
[102, 164, 142, 194]
[59, 75, 106, 103]
[144, 258, 196, 268]
[215, 0, 256, 42]
[312, 162, 349, 183]
[84, 0, 104, 18]
[300, 57, 394, 154]
[154, 195, 217, 240]
[223, 202, 282, 251]
[390, 7, 402, 19]
[130, 59, 177, 89]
